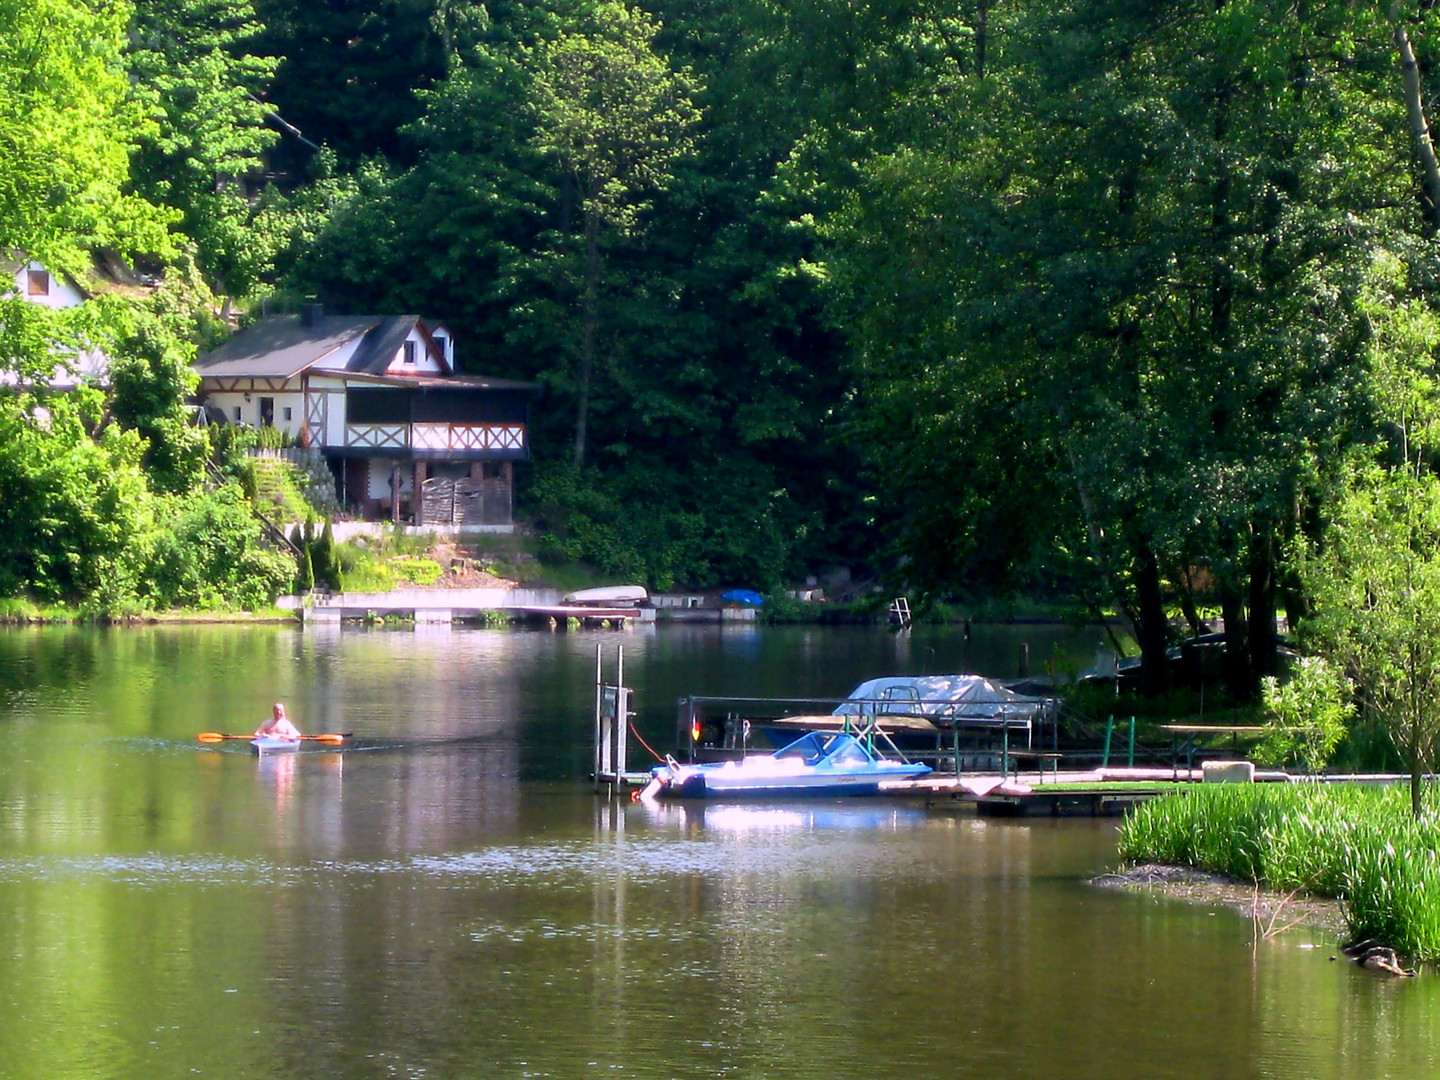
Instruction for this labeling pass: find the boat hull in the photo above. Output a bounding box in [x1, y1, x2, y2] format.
[667, 773, 916, 799]
[250, 736, 302, 755]
[653, 732, 931, 800]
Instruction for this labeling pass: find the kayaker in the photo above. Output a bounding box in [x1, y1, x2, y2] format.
[255, 703, 302, 741]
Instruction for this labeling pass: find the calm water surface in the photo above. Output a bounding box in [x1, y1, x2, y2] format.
[0, 624, 1437, 1080]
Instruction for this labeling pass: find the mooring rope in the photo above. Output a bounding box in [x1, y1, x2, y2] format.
[628, 721, 666, 764]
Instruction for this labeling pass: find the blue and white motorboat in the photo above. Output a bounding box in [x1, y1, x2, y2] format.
[644, 731, 931, 799]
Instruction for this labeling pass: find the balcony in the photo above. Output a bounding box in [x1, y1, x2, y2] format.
[341, 423, 526, 455]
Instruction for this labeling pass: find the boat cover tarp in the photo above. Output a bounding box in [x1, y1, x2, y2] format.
[721, 589, 766, 606]
[833, 675, 1045, 722]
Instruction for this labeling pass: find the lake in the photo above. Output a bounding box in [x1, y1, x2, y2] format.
[0, 623, 1437, 1079]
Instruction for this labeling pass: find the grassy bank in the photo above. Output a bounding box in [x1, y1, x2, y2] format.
[1119, 784, 1440, 960]
[0, 598, 296, 625]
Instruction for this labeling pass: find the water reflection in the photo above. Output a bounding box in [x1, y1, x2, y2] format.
[637, 800, 930, 834]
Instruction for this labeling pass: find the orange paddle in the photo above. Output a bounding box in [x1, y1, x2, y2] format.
[197, 732, 350, 745]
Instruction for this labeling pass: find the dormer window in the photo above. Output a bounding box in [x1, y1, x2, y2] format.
[433, 335, 447, 362]
[27, 270, 50, 296]
[403, 341, 416, 365]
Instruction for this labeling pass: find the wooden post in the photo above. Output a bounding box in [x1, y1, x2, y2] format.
[390, 464, 401, 524]
[502, 460, 514, 524]
[413, 461, 426, 526]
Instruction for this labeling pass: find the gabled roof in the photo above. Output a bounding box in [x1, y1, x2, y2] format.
[194, 315, 376, 378]
[346, 315, 423, 374]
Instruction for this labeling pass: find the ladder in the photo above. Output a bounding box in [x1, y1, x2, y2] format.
[888, 596, 912, 628]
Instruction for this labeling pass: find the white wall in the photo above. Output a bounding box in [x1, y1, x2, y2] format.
[11, 261, 85, 310]
[205, 391, 306, 439]
[386, 327, 445, 375]
[366, 458, 413, 500]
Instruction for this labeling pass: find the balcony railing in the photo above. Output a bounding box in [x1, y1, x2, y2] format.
[341, 423, 526, 452]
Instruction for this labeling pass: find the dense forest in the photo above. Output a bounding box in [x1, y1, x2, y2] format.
[10, 0, 1440, 705]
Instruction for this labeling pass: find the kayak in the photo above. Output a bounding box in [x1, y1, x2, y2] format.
[250, 736, 303, 755]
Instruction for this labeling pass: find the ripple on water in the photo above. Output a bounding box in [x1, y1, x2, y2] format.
[0, 830, 927, 890]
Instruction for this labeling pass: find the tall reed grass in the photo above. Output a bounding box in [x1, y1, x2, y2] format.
[1119, 784, 1440, 959]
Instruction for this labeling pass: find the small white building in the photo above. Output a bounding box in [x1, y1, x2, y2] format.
[194, 306, 539, 527]
[4, 256, 128, 388]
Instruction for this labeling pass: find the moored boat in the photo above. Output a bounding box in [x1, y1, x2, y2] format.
[645, 731, 931, 799]
[563, 585, 648, 606]
[753, 674, 1052, 750]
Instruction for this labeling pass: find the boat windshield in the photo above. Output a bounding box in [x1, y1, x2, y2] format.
[825, 739, 875, 767]
[773, 732, 835, 765]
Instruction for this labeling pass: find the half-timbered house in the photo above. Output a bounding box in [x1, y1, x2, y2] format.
[194, 306, 539, 527]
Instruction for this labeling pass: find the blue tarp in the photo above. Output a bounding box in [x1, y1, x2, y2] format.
[721, 589, 766, 606]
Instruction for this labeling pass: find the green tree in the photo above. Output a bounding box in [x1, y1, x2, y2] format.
[106, 312, 206, 495]
[126, 0, 279, 294]
[524, 0, 701, 467]
[0, 390, 155, 604]
[0, 0, 174, 273]
[828, 0, 1409, 693]
[1254, 656, 1353, 775]
[1301, 470, 1440, 816]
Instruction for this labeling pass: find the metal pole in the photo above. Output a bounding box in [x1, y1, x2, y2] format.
[1002, 722, 1009, 781]
[593, 643, 604, 787]
[1102, 715, 1113, 768]
[953, 726, 961, 779]
[1127, 715, 1136, 768]
[616, 646, 627, 783]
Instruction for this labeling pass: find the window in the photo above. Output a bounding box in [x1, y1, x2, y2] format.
[283, 406, 293, 421]
[402, 340, 416, 365]
[433, 335, 447, 361]
[26, 270, 50, 296]
[233, 406, 242, 422]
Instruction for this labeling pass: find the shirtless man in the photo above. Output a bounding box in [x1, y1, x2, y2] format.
[255, 703, 302, 741]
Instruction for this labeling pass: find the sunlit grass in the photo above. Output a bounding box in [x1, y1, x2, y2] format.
[1119, 784, 1440, 959]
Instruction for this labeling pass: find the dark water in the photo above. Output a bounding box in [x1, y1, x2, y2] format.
[0, 624, 1437, 1080]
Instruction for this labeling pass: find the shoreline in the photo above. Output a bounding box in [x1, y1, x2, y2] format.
[1091, 862, 1347, 936]
[0, 611, 299, 627]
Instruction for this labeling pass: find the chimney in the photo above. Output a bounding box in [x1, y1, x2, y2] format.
[302, 303, 324, 328]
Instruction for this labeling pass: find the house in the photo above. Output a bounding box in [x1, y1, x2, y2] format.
[193, 306, 539, 528]
[3, 255, 144, 388]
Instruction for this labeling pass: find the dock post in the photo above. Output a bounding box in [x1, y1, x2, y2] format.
[593, 644, 604, 789]
[953, 726, 961, 778]
[1127, 715, 1136, 768]
[616, 646, 627, 783]
[1101, 715, 1113, 768]
[1002, 722, 1010, 780]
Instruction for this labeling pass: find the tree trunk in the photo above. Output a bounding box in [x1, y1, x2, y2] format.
[1172, 563, 1203, 637]
[572, 212, 600, 469]
[1247, 530, 1278, 688]
[1134, 543, 1170, 698]
[1220, 580, 1250, 700]
[1391, 5, 1440, 234]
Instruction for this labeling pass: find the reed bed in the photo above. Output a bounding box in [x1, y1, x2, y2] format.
[1118, 783, 1440, 960]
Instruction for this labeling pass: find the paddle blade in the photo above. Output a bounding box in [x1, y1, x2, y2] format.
[312, 733, 347, 745]
[196, 732, 227, 743]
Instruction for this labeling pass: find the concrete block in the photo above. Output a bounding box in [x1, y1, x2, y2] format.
[1202, 760, 1256, 783]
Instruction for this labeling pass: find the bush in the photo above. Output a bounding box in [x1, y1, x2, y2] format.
[143, 485, 295, 609]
